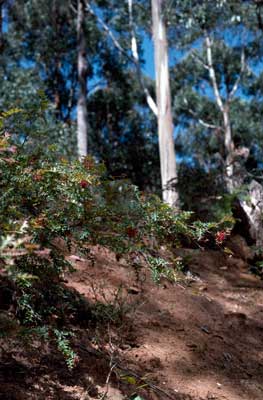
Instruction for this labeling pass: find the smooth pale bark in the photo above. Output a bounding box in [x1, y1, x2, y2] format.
[222, 106, 235, 192]
[205, 34, 236, 193]
[151, 0, 179, 208]
[77, 0, 88, 158]
[205, 35, 263, 244]
[87, 1, 158, 116]
[127, 0, 158, 116]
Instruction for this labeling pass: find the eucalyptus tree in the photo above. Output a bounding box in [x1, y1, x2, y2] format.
[77, 0, 88, 157]
[8, 0, 160, 189]
[5, 0, 102, 156]
[103, 0, 179, 206]
[167, 0, 263, 193]
[85, 0, 161, 192]
[151, 0, 179, 207]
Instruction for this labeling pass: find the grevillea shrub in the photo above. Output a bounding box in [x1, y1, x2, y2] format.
[0, 108, 234, 365]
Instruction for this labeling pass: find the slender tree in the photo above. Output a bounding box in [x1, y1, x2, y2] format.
[151, 0, 179, 207]
[77, 0, 88, 158]
[204, 33, 246, 192]
[169, 1, 259, 194]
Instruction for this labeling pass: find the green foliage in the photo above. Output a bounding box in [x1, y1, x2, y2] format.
[3, 0, 263, 209]
[0, 88, 76, 157]
[90, 285, 131, 325]
[0, 107, 233, 368]
[250, 247, 263, 278]
[147, 256, 183, 284]
[54, 329, 78, 369]
[3, 0, 159, 191]
[0, 128, 231, 265]
[178, 163, 223, 219]
[168, 0, 263, 208]
[210, 190, 243, 221]
[141, 195, 234, 248]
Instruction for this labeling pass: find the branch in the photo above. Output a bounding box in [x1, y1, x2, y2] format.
[195, 116, 221, 130]
[204, 33, 224, 113]
[89, 79, 107, 95]
[128, 0, 139, 62]
[183, 98, 222, 131]
[190, 51, 209, 70]
[70, 2, 78, 14]
[84, 0, 158, 116]
[85, 2, 126, 55]
[78, 344, 177, 400]
[228, 48, 245, 102]
[127, 0, 157, 116]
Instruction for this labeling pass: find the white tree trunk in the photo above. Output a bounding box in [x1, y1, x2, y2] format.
[205, 34, 236, 193]
[151, 0, 179, 208]
[204, 34, 263, 245]
[77, 0, 88, 158]
[223, 107, 235, 192]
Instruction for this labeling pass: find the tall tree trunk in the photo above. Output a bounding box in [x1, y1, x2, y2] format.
[151, 0, 179, 208]
[205, 34, 236, 193]
[77, 0, 88, 158]
[222, 106, 235, 192]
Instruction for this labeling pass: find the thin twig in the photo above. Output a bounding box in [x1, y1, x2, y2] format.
[100, 325, 117, 399]
[100, 360, 117, 400]
[78, 344, 178, 399]
[183, 98, 222, 131]
[190, 51, 209, 70]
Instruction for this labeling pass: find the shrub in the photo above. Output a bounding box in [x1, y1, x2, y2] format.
[0, 107, 234, 366]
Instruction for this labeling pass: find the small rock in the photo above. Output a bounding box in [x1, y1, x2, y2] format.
[201, 325, 211, 334]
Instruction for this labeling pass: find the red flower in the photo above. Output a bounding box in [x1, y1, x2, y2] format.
[80, 179, 89, 188]
[126, 227, 138, 238]
[215, 230, 226, 244]
[33, 173, 43, 181]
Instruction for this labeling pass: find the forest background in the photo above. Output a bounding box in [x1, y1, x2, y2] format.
[3, 0, 263, 218]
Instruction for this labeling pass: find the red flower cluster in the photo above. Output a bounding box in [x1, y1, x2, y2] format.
[215, 230, 226, 244]
[126, 227, 138, 238]
[80, 179, 89, 188]
[33, 173, 43, 182]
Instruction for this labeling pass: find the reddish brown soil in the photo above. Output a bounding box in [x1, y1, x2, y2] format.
[1, 243, 263, 399]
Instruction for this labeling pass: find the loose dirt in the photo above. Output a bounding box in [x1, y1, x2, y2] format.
[1, 243, 263, 399]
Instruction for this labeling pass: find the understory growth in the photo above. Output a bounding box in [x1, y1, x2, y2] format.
[0, 108, 234, 367]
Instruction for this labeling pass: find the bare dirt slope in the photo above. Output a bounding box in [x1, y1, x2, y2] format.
[65, 244, 263, 400]
[1, 242, 263, 400]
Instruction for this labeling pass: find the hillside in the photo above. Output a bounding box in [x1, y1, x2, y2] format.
[1, 239, 263, 400]
[2, 2, 263, 399]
